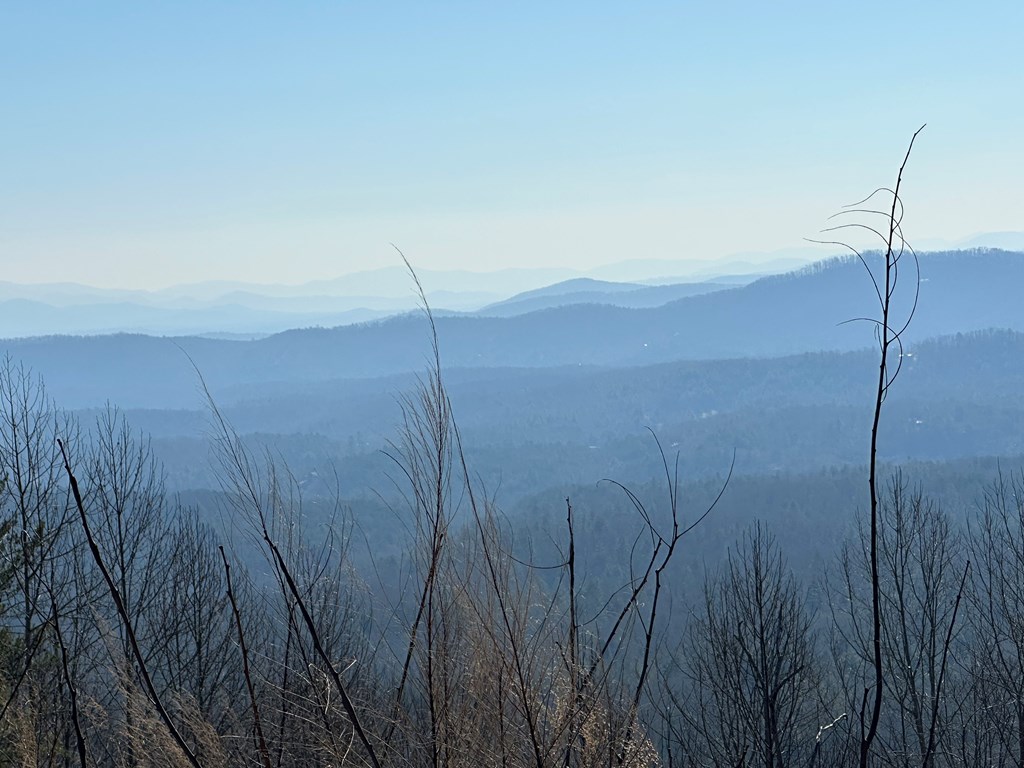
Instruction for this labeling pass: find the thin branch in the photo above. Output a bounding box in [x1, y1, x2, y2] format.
[51, 595, 88, 768]
[219, 546, 273, 768]
[922, 559, 971, 768]
[58, 438, 202, 768]
[859, 122, 926, 768]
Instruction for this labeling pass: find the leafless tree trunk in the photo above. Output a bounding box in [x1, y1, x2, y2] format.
[815, 125, 925, 767]
[828, 476, 968, 768]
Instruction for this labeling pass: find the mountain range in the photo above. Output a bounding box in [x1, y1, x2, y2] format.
[2, 248, 1020, 410]
[0, 253, 812, 337]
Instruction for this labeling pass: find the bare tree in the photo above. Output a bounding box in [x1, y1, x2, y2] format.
[82, 406, 174, 661]
[966, 471, 1024, 767]
[815, 125, 925, 767]
[147, 511, 237, 731]
[667, 523, 822, 768]
[0, 357, 84, 763]
[828, 476, 969, 768]
[0, 357, 78, 667]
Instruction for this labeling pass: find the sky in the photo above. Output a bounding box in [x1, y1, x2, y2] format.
[3, 2, 1022, 289]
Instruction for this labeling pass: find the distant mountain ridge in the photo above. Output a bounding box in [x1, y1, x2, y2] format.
[2, 248, 1021, 410]
[0, 298, 401, 338]
[0, 253, 815, 336]
[476, 278, 739, 316]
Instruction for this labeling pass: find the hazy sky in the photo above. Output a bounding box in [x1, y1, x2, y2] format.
[3, 2, 1022, 289]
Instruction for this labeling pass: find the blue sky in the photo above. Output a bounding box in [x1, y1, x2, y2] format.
[3, 2, 1022, 288]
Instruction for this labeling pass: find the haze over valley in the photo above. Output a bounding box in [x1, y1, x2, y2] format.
[5, 244, 1024, 559]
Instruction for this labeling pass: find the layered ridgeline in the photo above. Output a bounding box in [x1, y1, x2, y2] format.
[2, 249, 1021, 410]
[0, 248, 1016, 502]
[0, 254, 793, 337]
